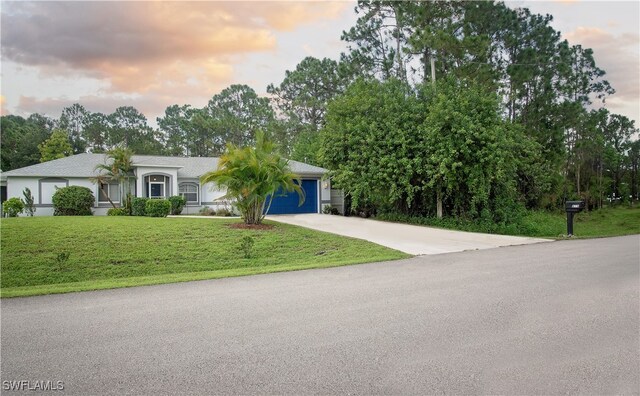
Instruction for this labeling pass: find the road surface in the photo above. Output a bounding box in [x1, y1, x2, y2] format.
[1, 235, 638, 394]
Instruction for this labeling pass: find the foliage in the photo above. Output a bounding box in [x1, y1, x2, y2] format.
[0, 217, 407, 297]
[376, 205, 640, 239]
[322, 205, 340, 215]
[107, 208, 129, 216]
[91, 146, 135, 211]
[215, 207, 233, 217]
[38, 129, 73, 163]
[54, 252, 71, 271]
[200, 131, 304, 225]
[239, 236, 255, 259]
[22, 188, 36, 217]
[52, 186, 94, 216]
[2, 197, 24, 217]
[131, 197, 149, 216]
[145, 199, 171, 217]
[199, 206, 217, 216]
[1, 114, 55, 171]
[168, 195, 186, 215]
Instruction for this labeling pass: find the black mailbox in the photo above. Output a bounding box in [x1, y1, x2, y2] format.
[565, 200, 585, 236]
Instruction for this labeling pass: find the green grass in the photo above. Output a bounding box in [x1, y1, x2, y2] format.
[376, 205, 640, 239]
[0, 217, 408, 297]
[519, 206, 640, 238]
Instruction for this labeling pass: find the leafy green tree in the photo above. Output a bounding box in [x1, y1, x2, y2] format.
[59, 103, 89, 154]
[1, 114, 54, 171]
[107, 106, 162, 154]
[268, 57, 345, 132]
[200, 131, 303, 225]
[206, 85, 275, 149]
[38, 129, 73, 162]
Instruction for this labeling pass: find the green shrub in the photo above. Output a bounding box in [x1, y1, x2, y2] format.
[216, 207, 233, 217]
[52, 186, 94, 216]
[131, 197, 149, 216]
[2, 197, 25, 217]
[107, 208, 128, 216]
[199, 206, 216, 216]
[23, 188, 36, 216]
[239, 236, 255, 259]
[168, 195, 186, 215]
[323, 205, 340, 215]
[145, 199, 171, 217]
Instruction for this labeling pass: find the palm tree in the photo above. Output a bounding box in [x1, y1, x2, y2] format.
[91, 146, 135, 211]
[200, 131, 304, 225]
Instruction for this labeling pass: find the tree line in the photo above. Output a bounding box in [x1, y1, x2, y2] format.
[1, 0, 638, 219]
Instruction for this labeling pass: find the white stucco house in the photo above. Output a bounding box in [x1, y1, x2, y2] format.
[0, 153, 331, 216]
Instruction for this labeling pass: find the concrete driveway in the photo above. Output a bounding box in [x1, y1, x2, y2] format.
[268, 214, 549, 255]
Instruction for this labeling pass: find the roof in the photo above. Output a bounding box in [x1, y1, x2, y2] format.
[1, 153, 328, 179]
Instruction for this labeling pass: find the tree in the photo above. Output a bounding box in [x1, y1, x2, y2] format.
[91, 146, 135, 211]
[200, 131, 303, 225]
[206, 85, 275, 149]
[59, 103, 89, 154]
[107, 106, 162, 154]
[1, 114, 54, 171]
[38, 129, 73, 162]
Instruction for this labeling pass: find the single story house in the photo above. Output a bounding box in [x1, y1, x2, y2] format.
[0, 153, 331, 216]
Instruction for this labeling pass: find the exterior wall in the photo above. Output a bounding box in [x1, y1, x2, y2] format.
[7, 176, 111, 216]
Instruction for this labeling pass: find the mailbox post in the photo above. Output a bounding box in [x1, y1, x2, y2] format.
[565, 200, 585, 236]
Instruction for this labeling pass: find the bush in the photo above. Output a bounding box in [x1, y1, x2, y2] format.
[216, 207, 233, 217]
[23, 188, 36, 216]
[2, 197, 25, 217]
[131, 197, 149, 216]
[168, 195, 186, 215]
[145, 199, 171, 217]
[107, 208, 128, 216]
[199, 206, 216, 216]
[239, 236, 255, 259]
[52, 186, 94, 216]
[322, 205, 340, 215]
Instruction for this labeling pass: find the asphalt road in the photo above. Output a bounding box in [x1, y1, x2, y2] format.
[1, 235, 638, 395]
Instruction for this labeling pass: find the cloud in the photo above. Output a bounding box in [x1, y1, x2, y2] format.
[1, 1, 347, 95]
[564, 26, 639, 117]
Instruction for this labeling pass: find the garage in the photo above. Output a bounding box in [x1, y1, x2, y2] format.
[265, 179, 318, 215]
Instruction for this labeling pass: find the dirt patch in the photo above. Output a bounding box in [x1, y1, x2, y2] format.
[228, 223, 275, 231]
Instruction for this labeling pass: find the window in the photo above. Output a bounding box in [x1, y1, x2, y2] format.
[145, 175, 169, 199]
[179, 183, 199, 204]
[39, 178, 68, 205]
[98, 183, 120, 202]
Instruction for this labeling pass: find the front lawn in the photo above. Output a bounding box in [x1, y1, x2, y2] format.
[1, 217, 408, 297]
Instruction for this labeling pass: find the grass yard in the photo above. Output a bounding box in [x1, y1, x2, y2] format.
[1, 217, 408, 297]
[518, 206, 640, 238]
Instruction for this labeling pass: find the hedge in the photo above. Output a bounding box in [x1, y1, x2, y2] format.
[131, 197, 149, 216]
[168, 195, 186, 215]
[52, 186, 94, 216]
[145, 199, 171, 217]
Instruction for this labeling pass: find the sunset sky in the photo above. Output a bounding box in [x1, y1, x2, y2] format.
[1, 1, 638, 126]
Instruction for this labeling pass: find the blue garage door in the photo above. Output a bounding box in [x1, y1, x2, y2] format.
[266, 179, 318, 215]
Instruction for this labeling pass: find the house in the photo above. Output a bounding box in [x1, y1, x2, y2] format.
[0, 153, 331, 216]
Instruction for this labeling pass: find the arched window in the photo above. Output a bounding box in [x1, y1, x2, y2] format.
[179, 183, 199, 204]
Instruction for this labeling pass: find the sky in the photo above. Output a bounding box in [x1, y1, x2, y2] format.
[1, 1, 638, 127]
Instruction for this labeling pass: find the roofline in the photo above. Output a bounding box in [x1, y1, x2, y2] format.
[132, 164, 184, 168]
